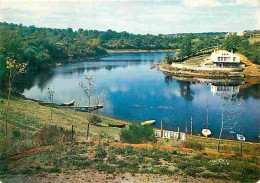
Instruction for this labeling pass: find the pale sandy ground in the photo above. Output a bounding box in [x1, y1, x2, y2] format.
[1, 170, 232, 183]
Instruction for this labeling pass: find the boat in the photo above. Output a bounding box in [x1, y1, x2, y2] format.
[62, 100, 75, 106]
[141, 120, 156, 126]
[202, 98, 211, 137]
[74, 108, 88, 112]
[237, 134, 245, 141]
[38, 102, 56, 107]
[108, 124, 126, 128]
[202, 129, 212, 137]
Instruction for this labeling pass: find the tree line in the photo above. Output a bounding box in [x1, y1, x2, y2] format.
[0, 22, 226, 85]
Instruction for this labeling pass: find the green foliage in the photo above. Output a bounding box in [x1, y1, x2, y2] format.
[177, 161, 202, 170]
[0, 162, 8, 175]
[94, 146, 107, 162]
[120, 123, 156, 144]
[107, 154, 117, 164]
[96, 164, 115, 173]
[186, 168, 203, 176]
[88, 115, 102, 125]
[158, 166, 172, 175]
[222, 34, 260, 64]
[207, 159, 230, 172]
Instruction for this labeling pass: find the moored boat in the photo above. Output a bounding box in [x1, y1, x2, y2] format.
[202, 129, 212, 137]
[237, 134, 245, 141]
[141, 120, 156, 126]
[62, 100, 75, 106]
[108, 124, 126, 128]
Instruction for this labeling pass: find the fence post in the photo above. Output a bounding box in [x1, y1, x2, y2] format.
[71, 125, 74, 142]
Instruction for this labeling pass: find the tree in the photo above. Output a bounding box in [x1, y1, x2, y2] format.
[79, 75, 105, 140]
[5, 56, 27, 141]
[45, 86, 55, 124]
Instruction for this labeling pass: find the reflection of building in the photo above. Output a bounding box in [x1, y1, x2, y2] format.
[210, 84, 240, 96]
[198, 78, 244, 97]
[210, 50, 240, 68]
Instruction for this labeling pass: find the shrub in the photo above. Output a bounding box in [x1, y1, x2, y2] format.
[96, 164, 115, 174]
[159, 166, 172, 175]
[88, 115, 102, 125]
[34, 125, 71, 146]
[177, 161, 202, 170]
[186, 168, 203, 176]
[125, 146, 135, 155]
[0, 162, 8, 175]
[120, 124, 156, 144]
[94, 147, 107, 162]
[107, 155, 117, 164]
[159, 150, 172, 161]
[183, 141, 204, 151]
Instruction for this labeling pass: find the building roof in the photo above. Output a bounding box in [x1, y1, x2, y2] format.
[211, 50, 239, 57]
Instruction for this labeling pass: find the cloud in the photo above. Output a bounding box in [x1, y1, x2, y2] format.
[255, 9, 260, 29]
[0, 0, 258, 34]
[182, 0, 221, 7]
[236, 0, 259, 7]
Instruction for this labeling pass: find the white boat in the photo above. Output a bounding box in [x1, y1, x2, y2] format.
[202, 129, 212, 137]
[202, 98, 211, 137]
[237, 134, 245, 141]
[141, 120, 156, 126]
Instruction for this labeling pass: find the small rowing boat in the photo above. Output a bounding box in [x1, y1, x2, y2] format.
[141, 120, 156, 126]
[237, 134, 245, 141]
[62, 100, 75, 106]
[108, 124, 126, 128]
[74, 108, 88, 112]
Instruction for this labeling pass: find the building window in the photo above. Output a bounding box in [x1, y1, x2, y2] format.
[224, 57, 227, 61]
[218, 57, 220, 61]
[233, 57, 236, 61]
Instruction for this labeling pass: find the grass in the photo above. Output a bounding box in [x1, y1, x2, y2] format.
[2, 143, 259, 182]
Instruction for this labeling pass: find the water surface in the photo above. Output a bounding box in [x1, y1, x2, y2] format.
[20, 52, 260, 142]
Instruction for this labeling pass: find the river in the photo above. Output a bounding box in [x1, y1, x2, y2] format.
[19, 52, 260, 142]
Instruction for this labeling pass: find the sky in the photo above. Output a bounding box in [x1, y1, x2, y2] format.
[0, 0, 259, 35]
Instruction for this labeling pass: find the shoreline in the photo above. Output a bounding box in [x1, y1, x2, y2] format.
[13, 94, 260, 143]
[107, 49, 179, 53]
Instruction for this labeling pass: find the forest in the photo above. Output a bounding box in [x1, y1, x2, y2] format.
[1, 22, 259, 86]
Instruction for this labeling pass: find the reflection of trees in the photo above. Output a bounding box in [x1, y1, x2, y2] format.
[238, 84, 260, 99]
[12, 67, 55, 93]
[176, 80, 194, 101]
[164, 75, 173, 86]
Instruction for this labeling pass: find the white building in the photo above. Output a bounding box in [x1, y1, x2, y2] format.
[210, 50, 240, 68]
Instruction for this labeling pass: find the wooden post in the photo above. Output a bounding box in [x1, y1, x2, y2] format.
[191, 116, 193, 135]
[160, 121, 163, 138]
[71, 125, 74, 142]
[177, 127, 180, 140]
[185, 122, 187, 134]
[86, 123, 90, 141]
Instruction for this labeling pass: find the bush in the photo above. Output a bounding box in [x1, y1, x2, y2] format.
[0, 162, 8, 175]
[94, 146, 107, 162]
[107, 155, 117, 164]
[120, 124, 156, 144]
[88, 115, 102, 125]
[183, 141, 204, 151]
[159, 166, 172, 175]
[186, 168, 203, 176]
[34, 125, 71, 146]
[96, 164, 115, 173]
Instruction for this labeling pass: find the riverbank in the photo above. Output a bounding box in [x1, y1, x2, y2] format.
[107, 49, 179, 53]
